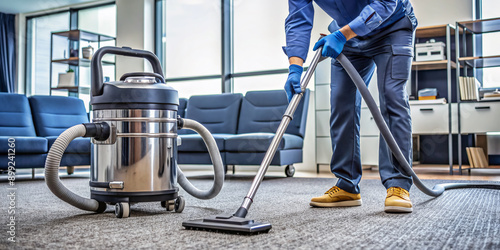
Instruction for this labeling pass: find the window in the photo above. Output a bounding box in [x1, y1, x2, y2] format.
[78, 5, 117, 37]
[233, 0, 330, 73]
[25, 4, 116, 112]
[156, 0, 330, 98]
[480, 0, 500, 88]
[159, 0, 221, 79]
[156, 0, 222, 99]
[26, 12, 70, 96]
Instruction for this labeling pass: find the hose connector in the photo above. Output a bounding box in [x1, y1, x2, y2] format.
[82, 122, 111, 141]
[177, 116, 184, 130]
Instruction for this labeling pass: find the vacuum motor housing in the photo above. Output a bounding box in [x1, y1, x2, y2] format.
[89, 47, 180, 204]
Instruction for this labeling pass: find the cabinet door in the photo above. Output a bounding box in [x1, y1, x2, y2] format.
[410, 104, 449, 134]
[316, 137, 332, 164]
[315, 60, 331, 84]
[360, 108, 380, 136]
[315, 85, 330, 110]
[460, 102, 500, 133]
[361, 136, 379, 166]
[316, 110, 330, 137]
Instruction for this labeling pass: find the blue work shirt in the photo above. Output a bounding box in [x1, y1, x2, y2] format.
[284, 0, 417, 61]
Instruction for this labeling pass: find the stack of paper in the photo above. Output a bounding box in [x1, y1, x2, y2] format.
[459, 77, 481, 101]
[466, 147, 489, 168]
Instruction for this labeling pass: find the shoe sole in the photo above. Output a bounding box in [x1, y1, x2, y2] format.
[310, 200, 362, 207]
[384, 206, 413, 213]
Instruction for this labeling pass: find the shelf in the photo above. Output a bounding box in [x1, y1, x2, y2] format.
[52, 30, 115, 42]
[412, 60, 457, 70]
[415, 24, 461, 38]
[51, 86, 90, 90]
[459, 55, 500, 68]
[457, 17, 500, 34]
[52, 57, 115, 66]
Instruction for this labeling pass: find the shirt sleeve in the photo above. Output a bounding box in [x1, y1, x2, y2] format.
[283, 0, 314, 61]
[348, 0, 398, 37]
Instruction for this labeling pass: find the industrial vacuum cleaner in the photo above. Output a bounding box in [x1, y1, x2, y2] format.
[45, 47, 224, 218]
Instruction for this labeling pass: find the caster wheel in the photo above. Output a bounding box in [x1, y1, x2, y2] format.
[165, 200, 175, 211]
[174, 196, 185, 213]
[115, 202, 130, 218]
[285, 165, 295, 177]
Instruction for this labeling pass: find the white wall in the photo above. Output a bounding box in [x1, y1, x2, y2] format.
[411, 0, 473, 27]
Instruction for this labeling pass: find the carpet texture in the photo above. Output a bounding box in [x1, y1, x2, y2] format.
[1, 176, 499, 249]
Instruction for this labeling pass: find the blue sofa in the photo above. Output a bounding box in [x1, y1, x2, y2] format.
[0, 93, 48, 170]
[1, 90, 309, 177]
[0, 93, 91, 175]
[177, 89, 310, 177]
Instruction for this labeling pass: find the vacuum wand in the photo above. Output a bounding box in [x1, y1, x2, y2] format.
[234, 48, 326, 218]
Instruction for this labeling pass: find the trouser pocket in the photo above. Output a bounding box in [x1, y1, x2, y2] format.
[391, 45, 413, 80]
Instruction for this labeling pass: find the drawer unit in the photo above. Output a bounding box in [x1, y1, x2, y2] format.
[460, 102, 500, 133]
[410, 104, 449, 134]
[315, 59, 331, 84]
[361, 136, 379, 166]
[360, 108, 380, 136]
[316, 137, 332, 164]
[315, 85, 331, 110]
[316, 110, 330, 137]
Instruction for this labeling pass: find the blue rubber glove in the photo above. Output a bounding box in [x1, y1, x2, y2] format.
[284, 64, 303, 102]
[313, 30, 347, 59]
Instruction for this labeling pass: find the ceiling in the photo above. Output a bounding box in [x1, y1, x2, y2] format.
[0, 0, 103, 14]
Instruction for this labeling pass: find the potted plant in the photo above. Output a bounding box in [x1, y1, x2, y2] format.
[58, 69, 75, 87]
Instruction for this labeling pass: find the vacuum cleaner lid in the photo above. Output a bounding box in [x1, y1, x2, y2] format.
[91, 74, 179, 110]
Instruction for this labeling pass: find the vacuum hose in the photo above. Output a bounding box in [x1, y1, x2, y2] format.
[336, 53, 500, 196]
[177, 118, 225, 199]
[45, 119, 224, 212]
[45, 124, 106, 212]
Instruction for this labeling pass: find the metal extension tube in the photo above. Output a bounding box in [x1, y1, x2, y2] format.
[235, 48, 326, 217]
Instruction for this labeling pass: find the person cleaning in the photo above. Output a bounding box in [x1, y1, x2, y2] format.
[283, 0, 418, 213]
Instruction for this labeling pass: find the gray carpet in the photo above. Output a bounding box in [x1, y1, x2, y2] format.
[1, 176, 499, 249]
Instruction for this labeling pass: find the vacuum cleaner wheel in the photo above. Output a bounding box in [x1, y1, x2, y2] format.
[115, 202, 130, 218]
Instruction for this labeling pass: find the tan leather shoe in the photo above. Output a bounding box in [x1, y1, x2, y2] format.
[385, 187, 413, 213]
[310, 186, 362, 207]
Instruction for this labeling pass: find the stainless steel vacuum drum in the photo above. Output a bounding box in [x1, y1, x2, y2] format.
[45, 47, 224, 218]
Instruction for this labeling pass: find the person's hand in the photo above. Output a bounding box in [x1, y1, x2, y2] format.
[313, 30, 346, 59]
[284, 64, 303, 102]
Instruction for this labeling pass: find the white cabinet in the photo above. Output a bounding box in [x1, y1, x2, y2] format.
[360, 108, 379, 136]
[410, 104, 450, 134]
[460, 102, 500, 133]
[316, 137, 332, 165]
[360, 136, 379, 166]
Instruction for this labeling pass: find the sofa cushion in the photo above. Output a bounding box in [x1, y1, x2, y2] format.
[225, 133, 303, 152]
[184, 93, 242, 134]
[0, 154, 47, 169]
[0, 93, 37, 136]
[236, 89, 309, 137]
[0, 136, 47, 154]
[226, 149, 302, 166]
[29, 96, 89, 137]
[47, 136, 91, 154]
[178, 133, 233, 152]
[178, 98, 188, 118]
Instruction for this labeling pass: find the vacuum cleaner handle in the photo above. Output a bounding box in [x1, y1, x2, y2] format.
[91, 46, 164, 97]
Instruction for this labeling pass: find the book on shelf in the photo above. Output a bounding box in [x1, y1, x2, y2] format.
[409, 98, 447, 105]
[466, 147, 489, 168]
[459, 76, 481, 101]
